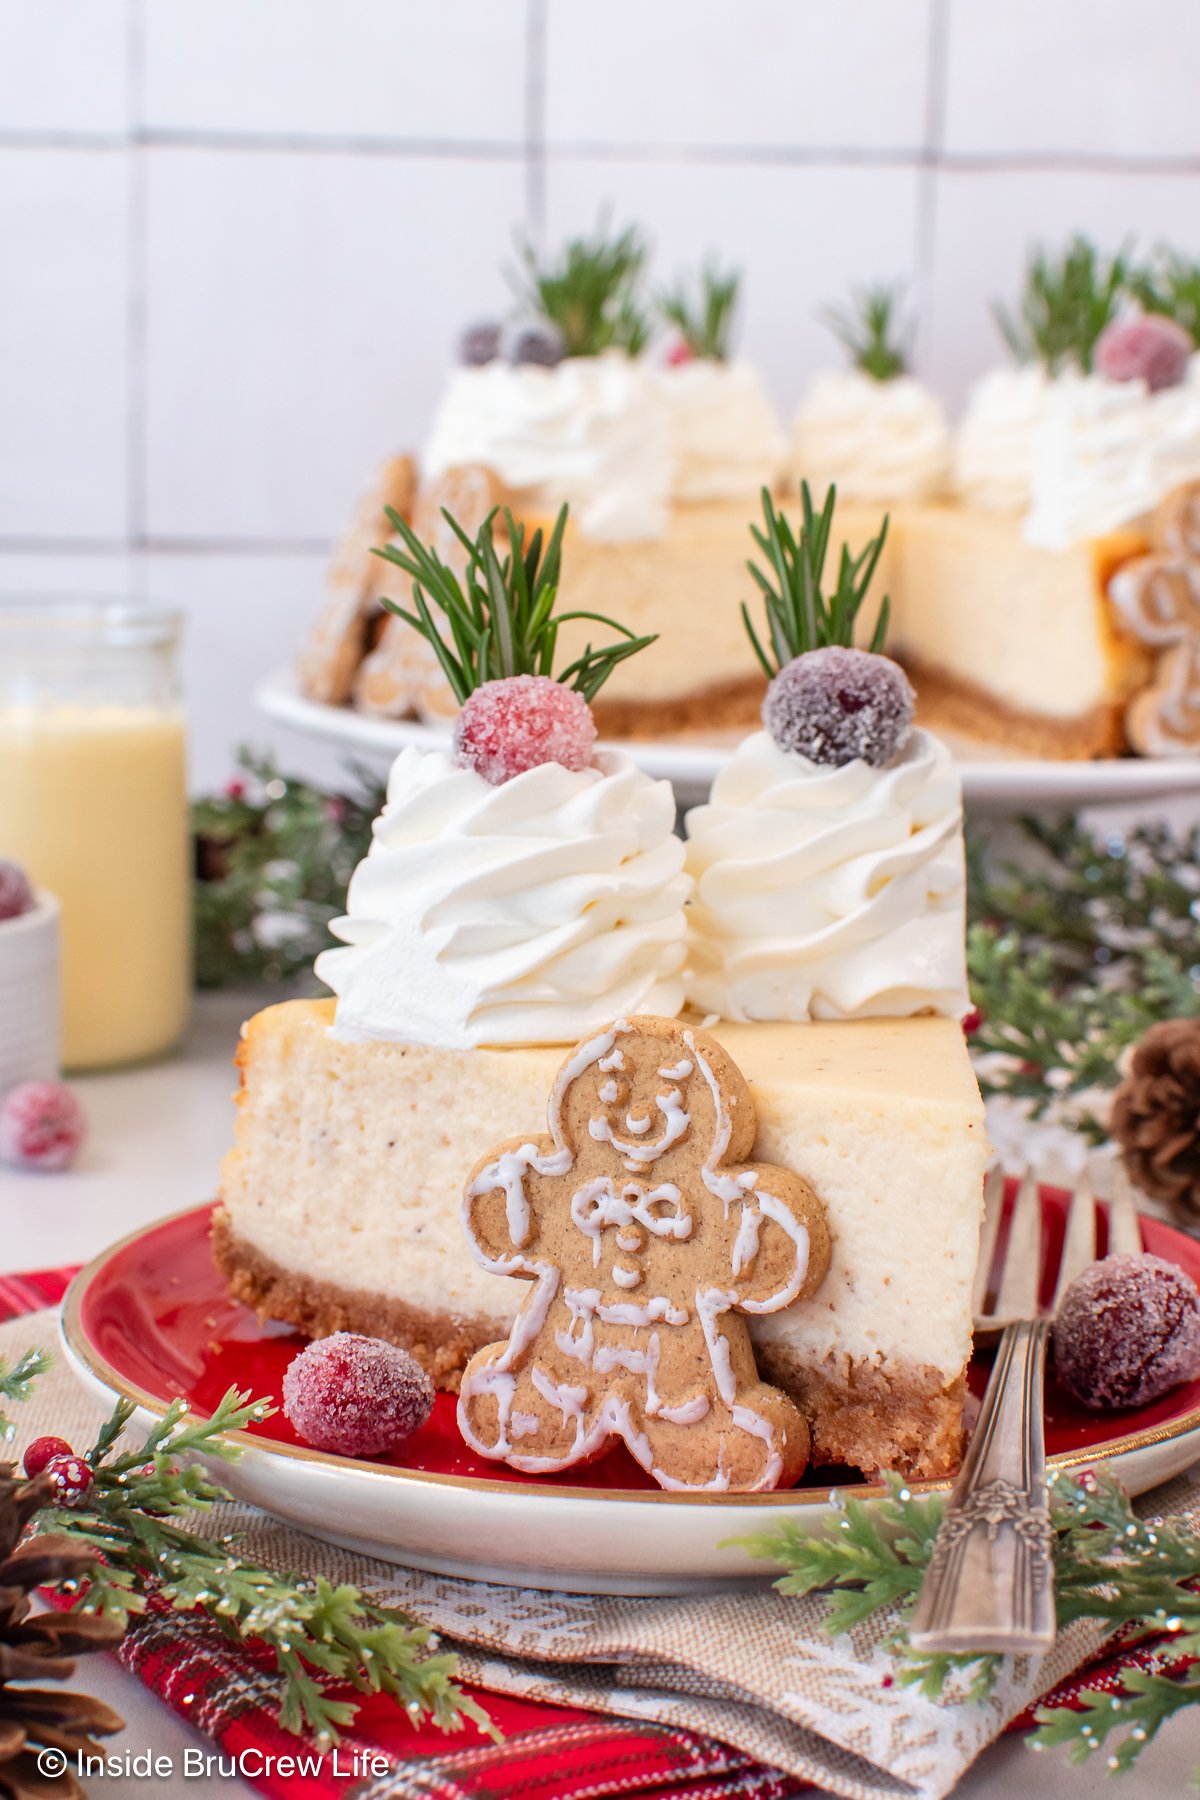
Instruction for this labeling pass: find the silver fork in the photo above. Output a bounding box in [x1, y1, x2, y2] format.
[909, 1164, 1143, 1655]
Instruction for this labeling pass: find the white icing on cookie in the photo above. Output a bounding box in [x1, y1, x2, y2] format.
[569, 1177, 691, 1267]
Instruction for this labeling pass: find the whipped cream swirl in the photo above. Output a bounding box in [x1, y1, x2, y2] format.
[423, 350, 674, 542]
[655, 359, 786, 502]
[1024, 360, 1200, 550]
[953, 364, 1055, 514]
[316, 747, 690, 1049]
[792, 370, 950, 504]
[683, 730, 969, 1022]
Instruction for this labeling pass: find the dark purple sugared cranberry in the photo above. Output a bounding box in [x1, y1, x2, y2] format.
[762, 646, 915, 768]
[0, 858, 35, 921]
[458, 320, 503, 367]
[504, 320, 566, 369]
[1053, 1252, 1200, 1410]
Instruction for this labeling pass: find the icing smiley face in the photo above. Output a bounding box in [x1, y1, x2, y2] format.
[456, 1013, 833, 1493]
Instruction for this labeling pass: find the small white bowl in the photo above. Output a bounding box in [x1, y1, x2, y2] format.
[0, 891, 60, 1097]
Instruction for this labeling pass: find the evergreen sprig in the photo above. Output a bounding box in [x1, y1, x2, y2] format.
[822, 281, 910, 382]
[375, 503, 656, 704]
[994, 236, 1130, 374]
[0, 1346, 54, 1442]
[965, 814, 1200, 1137]
[38, 1387, 494, 1746]
[735, 1467, 1200, 1778]
[741, 483, 890, 678]
[1129, 247, 1200, 349]
[509, 221, 650, 357]
[659, 262, 741, 361]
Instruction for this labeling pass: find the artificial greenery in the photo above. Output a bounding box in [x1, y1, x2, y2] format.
[659, 262, 741, 361]
[737, 1465, 1200, 1776]
[0, 1347, 53, 1443]
[964, 814, 1200, 1139]
[193, 749, 383, 990]
[509, 221, 650, 357]
[741, 483, 890, 678]
[994, 236, 1129, 374]
[1130, 246, 1200, 349]
[822, 281, 910, 382]
[375, 502, 655, 704]
[30, 1382, 493, 1746]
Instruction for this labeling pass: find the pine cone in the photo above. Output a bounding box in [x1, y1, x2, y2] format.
[1111, 1018, 1200, 1228]
[0, 1463, 124, 1800]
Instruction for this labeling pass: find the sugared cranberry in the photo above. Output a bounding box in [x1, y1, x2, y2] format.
[1053, 1252, 1200, 1410]
[282, 1333, 434, 1459]
[666, 339, 695, 367]
[0, 859, 35, 922]
[453, 674, 597, 786]
[503, 320, 566, 368]
[23, 1436, 74, 1478]
[762, 646, 915, 769]
[0, 1080, 87, 1173]
[962, 1007, 982, 1035]
[1096, 315, 1192, 393]
[459, 321, 503, 367]
[43, 1454, 94, 1506]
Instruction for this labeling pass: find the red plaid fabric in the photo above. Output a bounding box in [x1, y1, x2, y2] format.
[6, 1268, 1190, 1799]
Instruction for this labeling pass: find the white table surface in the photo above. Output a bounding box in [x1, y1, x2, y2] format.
[3, 991, 1193, 1799]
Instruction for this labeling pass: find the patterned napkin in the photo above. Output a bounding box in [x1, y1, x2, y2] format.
[3, 1291, 1197, 1800]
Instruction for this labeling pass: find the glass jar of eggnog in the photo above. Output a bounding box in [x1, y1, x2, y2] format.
[0, 600, 189, 1069]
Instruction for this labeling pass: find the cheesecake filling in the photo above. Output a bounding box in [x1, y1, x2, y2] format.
[316, 746, 690, 1049]
[683, 729, 969, 1022]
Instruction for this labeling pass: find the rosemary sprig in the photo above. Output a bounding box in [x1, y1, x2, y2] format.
[1129, 246, 1200, 349]
[508, 221, 650, 357]
[375, 503, 656, 704]
[994, 236, 1130, 374]
[735, 1466, 1200, 1778]
[0, 1346, 53, 1442]
[965, 813, 1200, 1137]
[659, 262, 741, 361]
[40, 1387, 494, 1746]
[741, 484, 890, 678]
[822, 281, 910, 382]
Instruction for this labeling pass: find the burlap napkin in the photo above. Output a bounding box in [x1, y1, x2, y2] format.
[6, 1309, 1198, 1800]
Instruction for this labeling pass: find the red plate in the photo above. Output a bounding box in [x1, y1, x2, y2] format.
[66, 1192, 1200, 1494]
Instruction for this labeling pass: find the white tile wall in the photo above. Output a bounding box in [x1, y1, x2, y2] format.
[544, 0, 932, 152]
[1, 1, 1199, 788]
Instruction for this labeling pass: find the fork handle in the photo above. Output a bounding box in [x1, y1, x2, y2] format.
[909, 1318, 1055, 1655]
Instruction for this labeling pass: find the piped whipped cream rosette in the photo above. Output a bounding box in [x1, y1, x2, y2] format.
[684, 484, 969, 1023]
[317, 502, 689, 1050]
[792, 283, 950, 504]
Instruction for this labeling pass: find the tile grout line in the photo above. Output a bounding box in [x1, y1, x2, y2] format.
[125, 0, 148, 592]
[524, 0, 547, 242]
[913, 0, 951, 378]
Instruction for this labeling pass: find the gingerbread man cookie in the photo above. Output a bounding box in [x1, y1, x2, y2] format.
[1109, 479, 1200, 756]
[457, 1016, 831, 1493]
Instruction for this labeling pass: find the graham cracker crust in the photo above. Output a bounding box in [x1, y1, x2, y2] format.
[755, 1340, 965, 1480]
[900, 655, 1130, 760]
[590, 675, 765, 739]
[211, 1210, 500, 1391]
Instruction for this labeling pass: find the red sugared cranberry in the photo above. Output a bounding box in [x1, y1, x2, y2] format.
[282, 1333, 434, 1458]
[1096, 315, 1192, 393]
[453, 674, 597, 786]
[666, 339, 695, 367]
[0, 1081, 87, 1172]
[763, 646, 915, 769]
[43, 1454, 94, 1506]
[23, 1436, 74, 1478]
[1053, 1252, 1200, 1410]
[0, 859, 35, 922]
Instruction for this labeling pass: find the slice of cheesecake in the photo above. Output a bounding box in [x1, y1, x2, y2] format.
[214, 997, 988, 1478]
